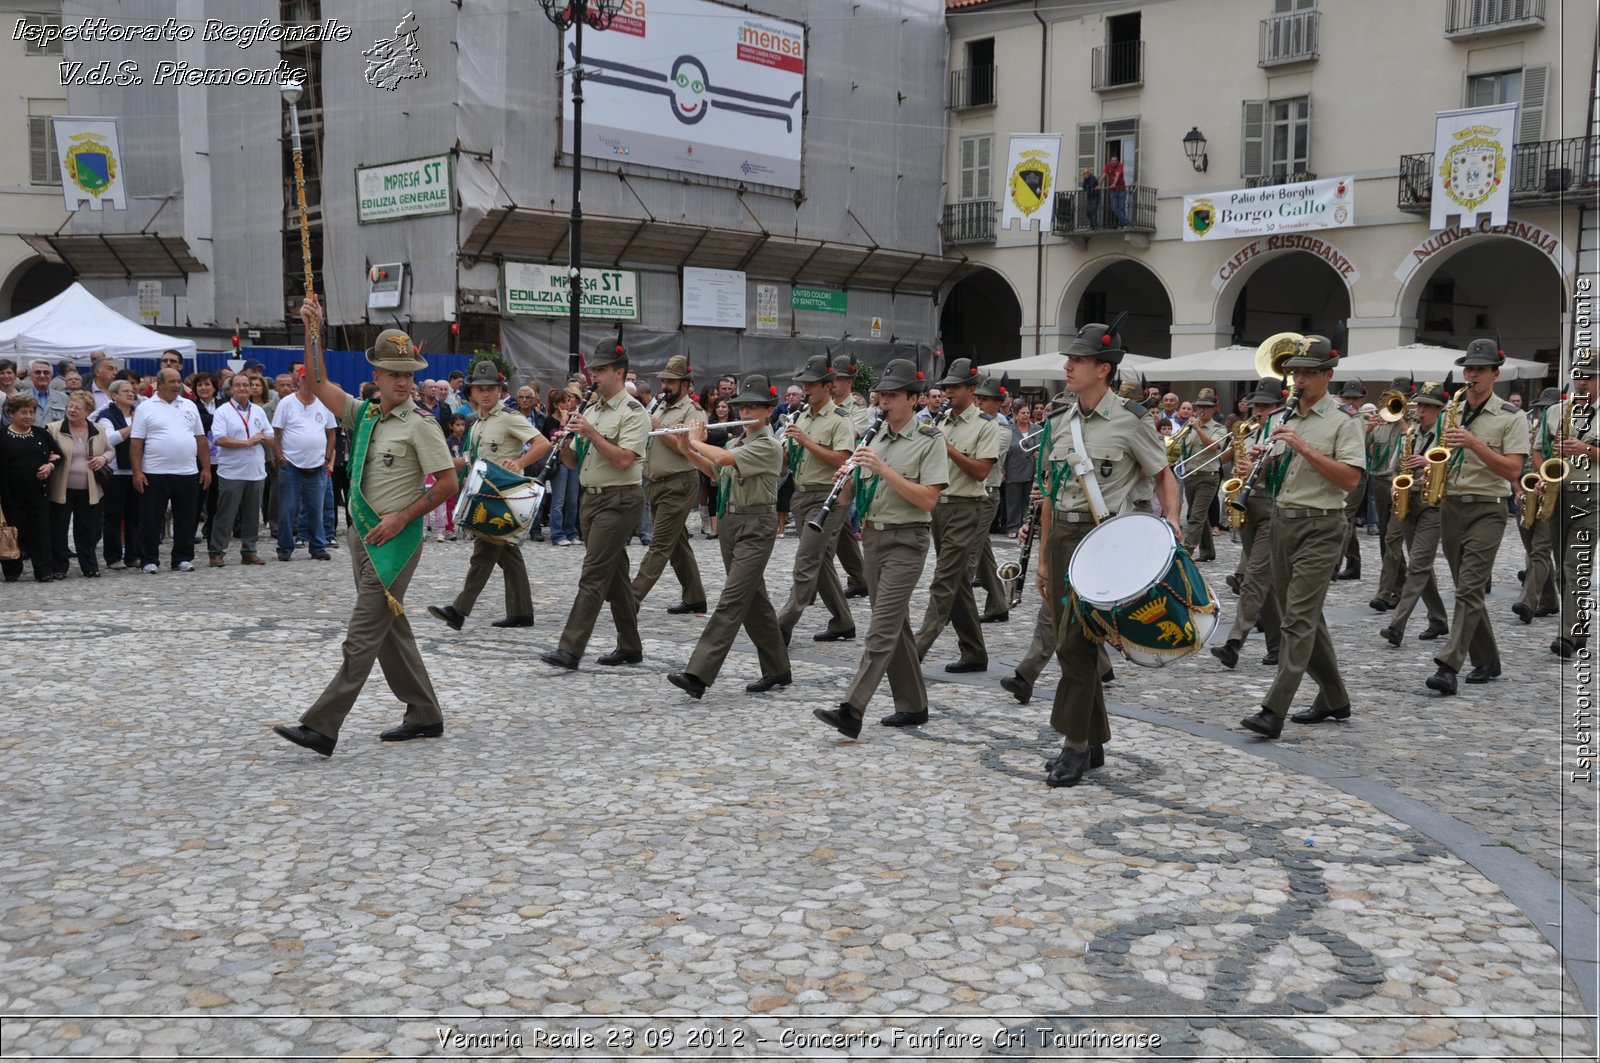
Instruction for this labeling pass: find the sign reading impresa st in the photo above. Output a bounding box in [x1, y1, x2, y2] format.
[502, 261, 640, 322]
[563, 0, 805, 189]
[356, 154, 453, 223]
[1183, 175, 1354, 242]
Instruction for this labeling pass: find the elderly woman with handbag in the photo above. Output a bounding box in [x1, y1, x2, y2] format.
[47, 390, 111, 578]
[0, 393, 62, 582]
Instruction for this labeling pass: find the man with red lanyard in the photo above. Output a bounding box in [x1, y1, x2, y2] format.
[207, 373, 272, 565]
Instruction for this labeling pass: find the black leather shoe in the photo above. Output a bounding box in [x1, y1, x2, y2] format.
[1517, 568, 1526, 583]
[1240, 711, 1283, 738]
[1046, 745, 1092, 788]
[427, 605, 465, 630]
[1210, 640, 1240, 670]
[1046, 745, 1105, 772]
[1380, 626, 1402, 648]
[844, 586, 869, 599]
[880, 709, 929, 727]
[1511, 602, 1533, 624]
[1464, 663, 1502, 684]
[667, 672, 707, 700]
[745, 671, 792, 693]
[491, 614, 535, 628]
[1418, 624, 1448, 641]
[1100, 668, 1115, 685]
[1335, 565, 1360, 581]
[814, 705, 862, 739]
[813, 628, 856, 642]
[1260, 650, 1279, 666]
[310, 551, 332, 561]
[273, 724, 335, 757]
[1369, 597, 1394, 612]
[1425, 667, 1458, 695]
[944, 660, 988, 673]
[1000, 672, 1033, 705]
[1291, 705, 1351, 724]
[1553, 637, 1581, 658]
[1535, 606, 1560, 617]
[1224, 573, 1242, 595]
[979, 611, 1009, 624]
[540, 649, 580, 670]
[597, 649, 643, 666]
[380, 721, 443, 742]
[667, 601, 708, 615]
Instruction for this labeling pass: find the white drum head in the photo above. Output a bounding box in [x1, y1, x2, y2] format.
[453, 459, 491, 525]
[1067, 513, 1176, 607]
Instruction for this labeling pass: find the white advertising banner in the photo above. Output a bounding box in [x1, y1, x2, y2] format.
[682, 267, 746, 329]
[1001, 135, 1061, 231]
[1429, 104, 1517, 230]
[562, 0, 805, 189]
[502, 261, 640, 321]
[51, 117, 126, 212]
[1182, 175, 1355, 242]
[356, 154, 454, 224]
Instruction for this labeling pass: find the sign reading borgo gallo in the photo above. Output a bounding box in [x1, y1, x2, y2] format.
[563, 0, 805, 189]
[1184, 176, 1354, 242]
[356, 154, 453, 223]
[502, 260, 640, 322]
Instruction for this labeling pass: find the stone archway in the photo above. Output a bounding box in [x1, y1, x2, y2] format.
[3, 257, 73, 317]
[1056, 257, 1174, 358]
[939, 266, 1023, 363]
[1216, 249, 1353, 346]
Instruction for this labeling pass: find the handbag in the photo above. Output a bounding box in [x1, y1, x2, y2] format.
[0, 499, 19, 562]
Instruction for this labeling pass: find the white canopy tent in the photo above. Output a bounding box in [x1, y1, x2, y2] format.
[980, 351, 1161, 384]
[0, 283, 197, 362]
[1135, 345, 1263, 382]
[1336, 344, 1548, 383]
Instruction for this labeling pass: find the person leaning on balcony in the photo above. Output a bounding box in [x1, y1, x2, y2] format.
[1103, 154, 1129, 228]
[1080, 168, 1100, 229]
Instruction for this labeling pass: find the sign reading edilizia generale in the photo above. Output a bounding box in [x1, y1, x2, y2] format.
[1183, 175, 1354, 242]
[502, 261, 640, 322]
[356, 154, 454, 224]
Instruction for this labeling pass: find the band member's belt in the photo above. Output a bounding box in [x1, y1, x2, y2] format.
[1053, 510, 1097, 524]
[1443, 494, 1504, 504]
[581, 483, 643, 496]
[865, 519, 928, 531]
[645, 469, 698, 483]
[1275, 506, 1342, 519]
[937, 494, 987, 505]
[724, 504, 775, 514]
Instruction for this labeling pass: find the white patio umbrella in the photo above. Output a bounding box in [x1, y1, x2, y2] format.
[1136, 345, 1264, 382]
[1337, 344, 1548, 383]
[980, 350, 1160, 383]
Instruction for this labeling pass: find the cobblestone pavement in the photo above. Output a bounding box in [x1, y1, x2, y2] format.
[1, 519, 1593, 1059]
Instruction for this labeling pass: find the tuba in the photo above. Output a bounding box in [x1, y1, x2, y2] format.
[1421, 388, 1461, 506]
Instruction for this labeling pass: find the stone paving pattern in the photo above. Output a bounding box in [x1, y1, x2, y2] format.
[1, 519, 1593, 1058]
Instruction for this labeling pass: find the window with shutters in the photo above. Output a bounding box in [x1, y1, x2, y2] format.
[21, 13, 62, 56]
[958, 135, 992, 201]
[29, 115, 59, 186]
[1242, 97, 1311, 183]
[1466, 69, 1523, 107]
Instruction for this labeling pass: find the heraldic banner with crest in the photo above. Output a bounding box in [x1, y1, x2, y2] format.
[51, 117, 126, 213]
[1429, 103, 1516, 231]
[1002, 134, 1061, 231]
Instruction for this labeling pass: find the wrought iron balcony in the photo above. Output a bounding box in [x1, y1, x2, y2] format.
[1246, 170, 1317, 189]
[942, 201, 996, 244]
[1259, 9, 1319, 66]
[1090, 41, 1143, 91]
[949, 65, 997, 110]
[1445, 0, 1544, 38]
[1396, 134, 1597, 211]
[1051, 185, 1157, 235]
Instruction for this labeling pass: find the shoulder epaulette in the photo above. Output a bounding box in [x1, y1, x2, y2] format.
[626, 399, 644, 410]
[918, 424, 942, 439]
[978, 411, 995, 421]
[834, 406, 851, 416]
[1499, 399, 1519, 414]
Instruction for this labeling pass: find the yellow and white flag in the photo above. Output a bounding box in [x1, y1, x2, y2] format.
[51, 117, 127, 212]
[1002, 134, 1061, 231]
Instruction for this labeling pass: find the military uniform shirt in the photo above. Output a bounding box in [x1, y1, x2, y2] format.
[791, 399, 858, 488]
[572, 388, 651, 488]
[863, 418, 948, 525]
[1365, 419, 1404, 475]
[939, 405, 1007, 499]
[340, 395, 453, 517]
[1443, 396, 1525, 497]
[467, 404, 539, 467]
[844, 395, 873, 435]
[984, 421, 1012, 489]
[1046, 395, 1167, 516]
[644, 394, 705, 478]
[1266, 394, 1364, 510]
[720, 426, 783, 507]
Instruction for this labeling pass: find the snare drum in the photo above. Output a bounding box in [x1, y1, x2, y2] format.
[454, 458, 544, 546]
[1065, 512, 1219, 668]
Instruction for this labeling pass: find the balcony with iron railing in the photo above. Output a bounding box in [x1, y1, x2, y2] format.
[1051, 185, 1157, 235]
[942, 201, 996, 244]
[1247, 170, 1317, 188]
[1396, 134, 1597, 211]
[949, 65, 997, 110]
[1090, 41, 1143, 91]
[1259, 9, 1319, 66]
[1445, 0, 1544, 38]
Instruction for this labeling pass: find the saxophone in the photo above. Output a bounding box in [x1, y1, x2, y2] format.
[1532, 399, 1572, 522]
[1219, 419, 1257, 530]
[1421, 389, 1460, 506]
[1392, 410, 1418, 522]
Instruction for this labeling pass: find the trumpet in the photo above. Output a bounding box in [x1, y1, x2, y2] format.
[1376, 388, 1409, 422]
[1421, 388, 1461, 506]
[648, 418, 762, 436]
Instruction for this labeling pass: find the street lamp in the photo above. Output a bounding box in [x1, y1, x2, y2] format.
[539, 0, 623, 376]
[1182, 126, 1209, 173]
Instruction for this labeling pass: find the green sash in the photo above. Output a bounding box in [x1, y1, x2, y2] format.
[348, 400, 423, 614]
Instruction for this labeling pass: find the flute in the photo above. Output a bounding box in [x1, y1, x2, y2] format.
[649, 419, 760, 436]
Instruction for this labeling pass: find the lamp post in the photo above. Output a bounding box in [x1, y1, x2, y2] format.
[539, 0, 622, 377]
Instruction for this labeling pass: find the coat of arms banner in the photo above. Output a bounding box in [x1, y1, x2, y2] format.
[1002, 135, 1061, 231]
[1430, 104, 1516, 230]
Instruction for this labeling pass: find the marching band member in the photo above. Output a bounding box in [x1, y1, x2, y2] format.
[541, 341, 652, 671]
[1366, 378, 1410, 613]
[814, 359, 948, 740]
[667, 375, 790, 698]
[426, 361, 549, 631]
[1210, 377, 1285, 670]
[1423, 340, 1527, 695]
[1037, 324, 1177, 787]
[828, 354, 873, 600]
[1179, 387, 1222, 562]
[1511, 386, 1563, 624]
[1378, 380, 1451, 647]
[1552, 348, 1597, 659]
[1332, 379, 1368, 581]
[1240, 336, 1363, 738]
[630, 355, 709, 615]
[972, 376, 1013, 624]
[912, 358, 1006, 673]
[775, 354, 861, 645]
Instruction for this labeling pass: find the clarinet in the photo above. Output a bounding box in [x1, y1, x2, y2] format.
[1008, 498, 1042, 608]
[539, 384, 596, 487]
[1229, 381, 1299, 514]
[806, 410, 883, 533]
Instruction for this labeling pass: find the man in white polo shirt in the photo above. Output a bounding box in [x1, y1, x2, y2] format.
[271, 367, 335, 561]
[129, 367, 211, 573]
[208, 372, 273, 566]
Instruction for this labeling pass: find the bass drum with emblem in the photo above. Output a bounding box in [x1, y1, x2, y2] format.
[454, 459, 544, 546]
[1066, 513, 1219, 668]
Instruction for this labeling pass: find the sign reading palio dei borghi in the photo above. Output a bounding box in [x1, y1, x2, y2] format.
[356, 154, 454, 224]
[1184, 176, 1354, 242]
[502, 260, 641, 322]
